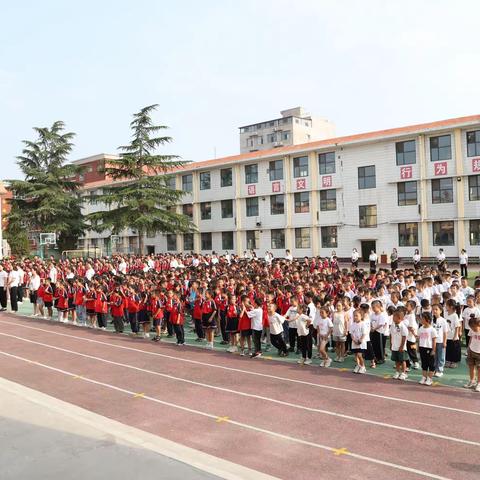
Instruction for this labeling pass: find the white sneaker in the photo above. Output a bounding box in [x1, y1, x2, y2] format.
[434, 371, 444, 378]
[464, 381, 477, 389]
[425, 377, 433, 386]
[240, 350, 245, 356]
[358, 366, 366, 374]
[304, 359, 312, 365]
[324, 358, 332, 368]
[297, 358, 305, 365]
[475, 384, 480, 393]
[419, 377, 427, 385]
[353, 365, 360, 373]
[412, 362, 420, 370]
[399, 372, 408, 381]
[393, 371, 400, 379]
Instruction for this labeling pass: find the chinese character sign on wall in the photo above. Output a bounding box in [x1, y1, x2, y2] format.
[296, 178, 306, 190]
[400, 166, 412, 179]
[247, 184, 256, 195]
[473, 158, 480, 173]
[321, 176, 332, 188]
[272, 181, 281, 193]
[434, 162, 448, 176]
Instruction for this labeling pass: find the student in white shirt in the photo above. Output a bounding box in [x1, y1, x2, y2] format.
[315, 306, 333, 367]
[285, 298, 299, 353]
[351, 248, 359, 268]
[444, 299, 461, 368]
[418, 312, 437, 386]
[390, 309, 409, 380]
[246, 297, 264, 358]
[465, 316, 480, 391]
[432, 303, 449, 377]
[296, 304, 313, 365]
[370, 300, 388, 365]
[28, 271, 41, 317]
[349, 309, 368, 374]
[0, 265, 8, 310]
[267, 303, 288, 356]
[463, 296, 480, 347]
[332, 301, 348, 362]
[284, 250, 293, 262]
[436, 249, 447, 272]
[404, 300, 420, 370]
[459, 249, 468, 278]
[7, 265, 21, 312]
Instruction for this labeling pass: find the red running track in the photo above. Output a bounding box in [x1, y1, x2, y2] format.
[0, 314, 479, 480]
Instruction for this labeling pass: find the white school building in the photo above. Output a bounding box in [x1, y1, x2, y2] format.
[75, 110, 480, 261]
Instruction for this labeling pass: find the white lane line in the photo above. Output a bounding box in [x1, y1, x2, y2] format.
[0, 319, 477, 417]
[2, 332, 477, 447]
[0, 349, 453, 480]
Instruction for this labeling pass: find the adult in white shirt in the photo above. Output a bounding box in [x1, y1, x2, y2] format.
[285, 249, 293, 262]
[351, 248, 359, 268]
[7, 265, 21, 312]
[85, 264, 95, 281]
[118, 259, 127, 275]
[0, 265, 8, 310]
[436, 249, 446, 272]
[28, 271, 41, 316]
[368, 251, 378, 273]
[49, 263, 58, 284]
[412, 248, 421, 270]
[459, 249, 468, 278]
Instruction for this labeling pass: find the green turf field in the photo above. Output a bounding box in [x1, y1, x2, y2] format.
[11, 300, 473, 390]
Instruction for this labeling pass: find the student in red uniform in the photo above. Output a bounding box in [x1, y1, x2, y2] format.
[151, 290, 164, 342]
[192, 291, 205, 342]
[43, 279, 54, 319]
[201, 289, 217, 350]
[94, 286, 108, 330]
[138, 291, 151, 339]
[109, 286, 125, 333]
[73, 279, 87, 326]
[216, 290, 229, 345]
[225, 294, 240, 353]
[170, 292, 185, 345]
[127, 288, 140, 335]
[85, 286, 97, 328]
[238, 295, 253, 356]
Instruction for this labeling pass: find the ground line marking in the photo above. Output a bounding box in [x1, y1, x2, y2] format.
[0, 349, 453, 480]
[0, 318, 477, 417]
[1, 332, 479, 448]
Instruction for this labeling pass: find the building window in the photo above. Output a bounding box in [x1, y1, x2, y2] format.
[246, 230, 259, 250]
[220, 168, 232, 187]
[183, 233, 194, 251]
[468, 175, 480, 201]
[395, 140, 416, 165]
[470, 220, 480, 245]
[295, 228, 311, 249]
[318, 152, 336, 174]
[430, 135, 452, 161]
[282, 131, 290, 141]
[321, 226, 337, 248]
[432, 178, 453, 204]
[359, 205, 377, 228]
[358, 165, 376, 189]
[267, 133, 276, 143]
[433, 221, 454, 246]
[294, 192, 310, 213]
[467, 130, 480, 157]
[200, 202, 211, 220]
[166, 176, 176, 189]
[200, 172, 211, 190]
[397, 181, 417, 206]
[222, 231, 234, 250]
[269, 160, 283, 181]
[398, 223, 418, 246]
[201, 232, 212, 250]
[271, 229, 285, 249]
[270, 194, 285, 215]
[245, 164, 258, 184]
[221, 199, 233, 218]
[166, 234, 177, 251]
[246, 197, 259, 217]
[182, 204, 193, 218]
[320, 189, 336, 211]
[182, 174, 193, 192]
[293, 156, 309, 178]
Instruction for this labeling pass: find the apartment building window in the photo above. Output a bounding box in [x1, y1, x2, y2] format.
[257, 136, 264, 146]
[294, 192, 310, 213]
[166, 176, 176, 189]
[270, 194, 285, 215]
[320, 189, 336, 211]
[166, 234, 177, 251]
[246, 230, 259, 250]
[245, 164, 258, 184]
[182, 174, 193, 192]
[468, 175, 480, 201]
[183, 233, 194, 251]
[318, 152, 336, 174]
[397, 181, 417, 206]
[246, 197, 259, 217]
[222, 231, 234, 250]
[358, 165, 376, 189]
[295, 228, 311, 249]
[321, 226, 337, 248]
[398, 223, 418, 246]
[221, 199, 233, 218]
[430, 135, 452, 161]
[293, 156, 309, 177]
[359, 205, 377, 228]
[221, 168, 232, 187]
[470, 220, 480, 245]
[267, 133, 276, 143]
[433, 221, 454, 246]
[271, 229, 285, 249]
[282, 131, 290, 141]
[200, 202, 211, 220]
[395, 140, 416, 165]
[467, 130, 480, 157]
[200, 172, 211, 190]
[432, 178, 453, 203]
[201, 232, 212, 250]
[182, 204, 193, 218]
[269, 160, 283, 181]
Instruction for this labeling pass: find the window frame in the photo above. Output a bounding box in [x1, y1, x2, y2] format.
[294, 192, 310, 213]
[430, 135, 452, 162]
[318, 152, 336, 175]
[395, 140, 416, 166]
[270, 194, 285, 215]
[183, 233, 194, 251]
[432, 178, 453, 204]
[222, 231, 234, 250]
[319, 189, 336, 211]
[221, 199, 233, 218]
[271, 229, 285, 249]
[245, 164, 258, 184]
[397, 181, 418, 206]
[398, 223, 418, 246]
[220, 168, 233, 187]
[199, 171, 211, 190]
[200, 202, 211, 220]
[321, 226, 337, 248]
[470, 219, 480, 245]
[246, 197, 259, 217]
[432, 221, 454, 246]
[358, 165, 376, 189]
[246, 230, 259, 250]
[269, 160, 284, 181]
[182, 204, 193, 218]
[468, 175, 480, 201]
[295, 227, 311, 249]
[293, 156, 309, 178]
[359, 205, 377, 228]
[201, 232, 212, 250]
[467, 130, 480, 157]
[166, 234, 177, 251]
[182, 174, 193, 192]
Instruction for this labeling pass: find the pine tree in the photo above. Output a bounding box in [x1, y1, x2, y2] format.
[88, 105, 194, 253]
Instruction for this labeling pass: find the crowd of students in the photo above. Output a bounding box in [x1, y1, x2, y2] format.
[0, 251, 479, 392]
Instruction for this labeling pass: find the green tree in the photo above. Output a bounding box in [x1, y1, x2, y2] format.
[88, 104, 194, 253]
[4, 203, 30, 257]
[8, 121, 85, 253]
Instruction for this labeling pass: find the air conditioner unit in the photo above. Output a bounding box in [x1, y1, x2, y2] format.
[256, 221, 262, 227]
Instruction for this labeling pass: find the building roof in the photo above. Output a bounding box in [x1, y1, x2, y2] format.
[78, 114, 480, 189]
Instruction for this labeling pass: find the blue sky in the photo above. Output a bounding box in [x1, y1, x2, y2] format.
[1, 0, 479, 178]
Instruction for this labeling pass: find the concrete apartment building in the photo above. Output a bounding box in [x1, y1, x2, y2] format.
[75, 111, 480, 260]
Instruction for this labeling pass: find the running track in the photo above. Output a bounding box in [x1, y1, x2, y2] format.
[0, 313, 479, 480]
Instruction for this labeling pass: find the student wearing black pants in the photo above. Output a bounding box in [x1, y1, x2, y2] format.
[288, 327, 298, 352]
[0, 286, 6, 310]
[10, 286, 18, 312]
[173, 324, 185, 344]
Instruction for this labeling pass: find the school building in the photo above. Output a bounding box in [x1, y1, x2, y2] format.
[75, 111, 480, 261]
